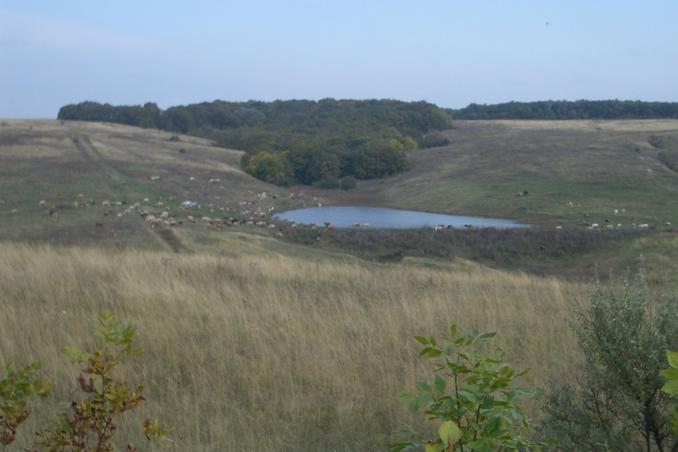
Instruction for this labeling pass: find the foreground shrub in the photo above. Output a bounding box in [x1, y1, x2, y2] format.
[392, 324, 541, 451]
[540, 271, 678, 450]
[661, 350, 678, 438]
[0, 363, 49, 446]
[2, 312, 169, 450]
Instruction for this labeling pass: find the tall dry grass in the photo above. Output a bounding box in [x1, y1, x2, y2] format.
[0, 243, 584, 451]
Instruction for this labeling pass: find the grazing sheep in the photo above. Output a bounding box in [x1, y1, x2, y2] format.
[38, 200, 47, 207]
[101, 200, 111, 208]
[150, 175, 160, 181]
[10, 209, 18, 214]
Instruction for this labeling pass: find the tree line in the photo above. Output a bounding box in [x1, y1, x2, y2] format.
[58, 99, 453, 187]
[449, 99, 678, 120]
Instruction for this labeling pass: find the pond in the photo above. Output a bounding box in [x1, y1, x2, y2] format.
[274, 207, 528, 229]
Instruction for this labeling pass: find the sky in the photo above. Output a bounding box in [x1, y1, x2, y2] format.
[1, 0, 677, 118]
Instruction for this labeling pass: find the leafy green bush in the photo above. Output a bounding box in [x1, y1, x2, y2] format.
[312, 176, 341, 189]
[340, 176, 357, 190]
[419, 132, 450, 148]
[392, 324, 541, 451]
[661, 350, 678, 437]
[540, 271, 678, 450]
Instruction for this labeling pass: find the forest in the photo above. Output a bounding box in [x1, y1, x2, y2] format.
[57, 99, 453, 186]
[449, 99, 678, 120]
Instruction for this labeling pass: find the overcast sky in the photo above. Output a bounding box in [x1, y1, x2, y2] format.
[1, 0, 677, 118]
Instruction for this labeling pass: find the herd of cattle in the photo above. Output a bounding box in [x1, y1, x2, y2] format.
[0, 189, 669, 234]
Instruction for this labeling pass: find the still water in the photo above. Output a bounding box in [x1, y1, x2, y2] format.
[274, 207, 528, 229]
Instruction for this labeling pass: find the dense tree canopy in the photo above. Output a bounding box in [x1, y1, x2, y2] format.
[58, 99, 452, 186]
[449, 100, 678, 120]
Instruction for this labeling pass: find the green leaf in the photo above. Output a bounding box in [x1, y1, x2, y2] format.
[397, 391, 413, 402]
[434, 374, 446, 393]
[416, 381, 432, 394]
[424, 441, 439, 452]
[61, 346, 91, 362]
[420, 347, 442, 358]
[449, 324, 457, 339]
[409, 395, 432, 412]
[668, 350, 678, 369]
[438, 420, 461, 446]
[661, 368, 678, 380]
[662, 380, 678, 396]
[479, 332, 496, 340]
[415, 336, 429, 345]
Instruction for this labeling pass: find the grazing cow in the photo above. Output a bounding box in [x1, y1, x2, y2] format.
[47, 206, 56, 216]
[95, 222, 104, 229]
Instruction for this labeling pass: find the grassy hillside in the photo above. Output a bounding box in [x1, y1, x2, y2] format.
[335, 119, 678, 226]
[0, 243, 583, 451]
[0, 120, 305, 250]
[3, 119, 678, 277]
[5, 119, 678, 231]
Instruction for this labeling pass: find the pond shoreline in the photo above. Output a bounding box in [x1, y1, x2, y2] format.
[274, 206, 529, 230]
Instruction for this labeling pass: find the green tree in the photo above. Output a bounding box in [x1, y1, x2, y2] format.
[245, 151, 291, 185]
[392, 324, 541, 451]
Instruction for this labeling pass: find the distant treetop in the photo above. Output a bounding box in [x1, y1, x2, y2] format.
[448, 99, 678, 120]
[57, 99, 452, 186]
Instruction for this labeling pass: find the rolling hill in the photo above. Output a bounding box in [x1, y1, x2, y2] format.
[2, 118, 678, 275]
[2, 118, 678, 450]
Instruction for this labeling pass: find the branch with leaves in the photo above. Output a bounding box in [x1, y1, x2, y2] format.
[392, 324, 541, 452]
[0, 362, 50, 446]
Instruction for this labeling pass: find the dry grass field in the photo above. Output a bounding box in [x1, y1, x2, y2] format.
[0, 242, 583, 451]
[2, 119, 678, 450]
